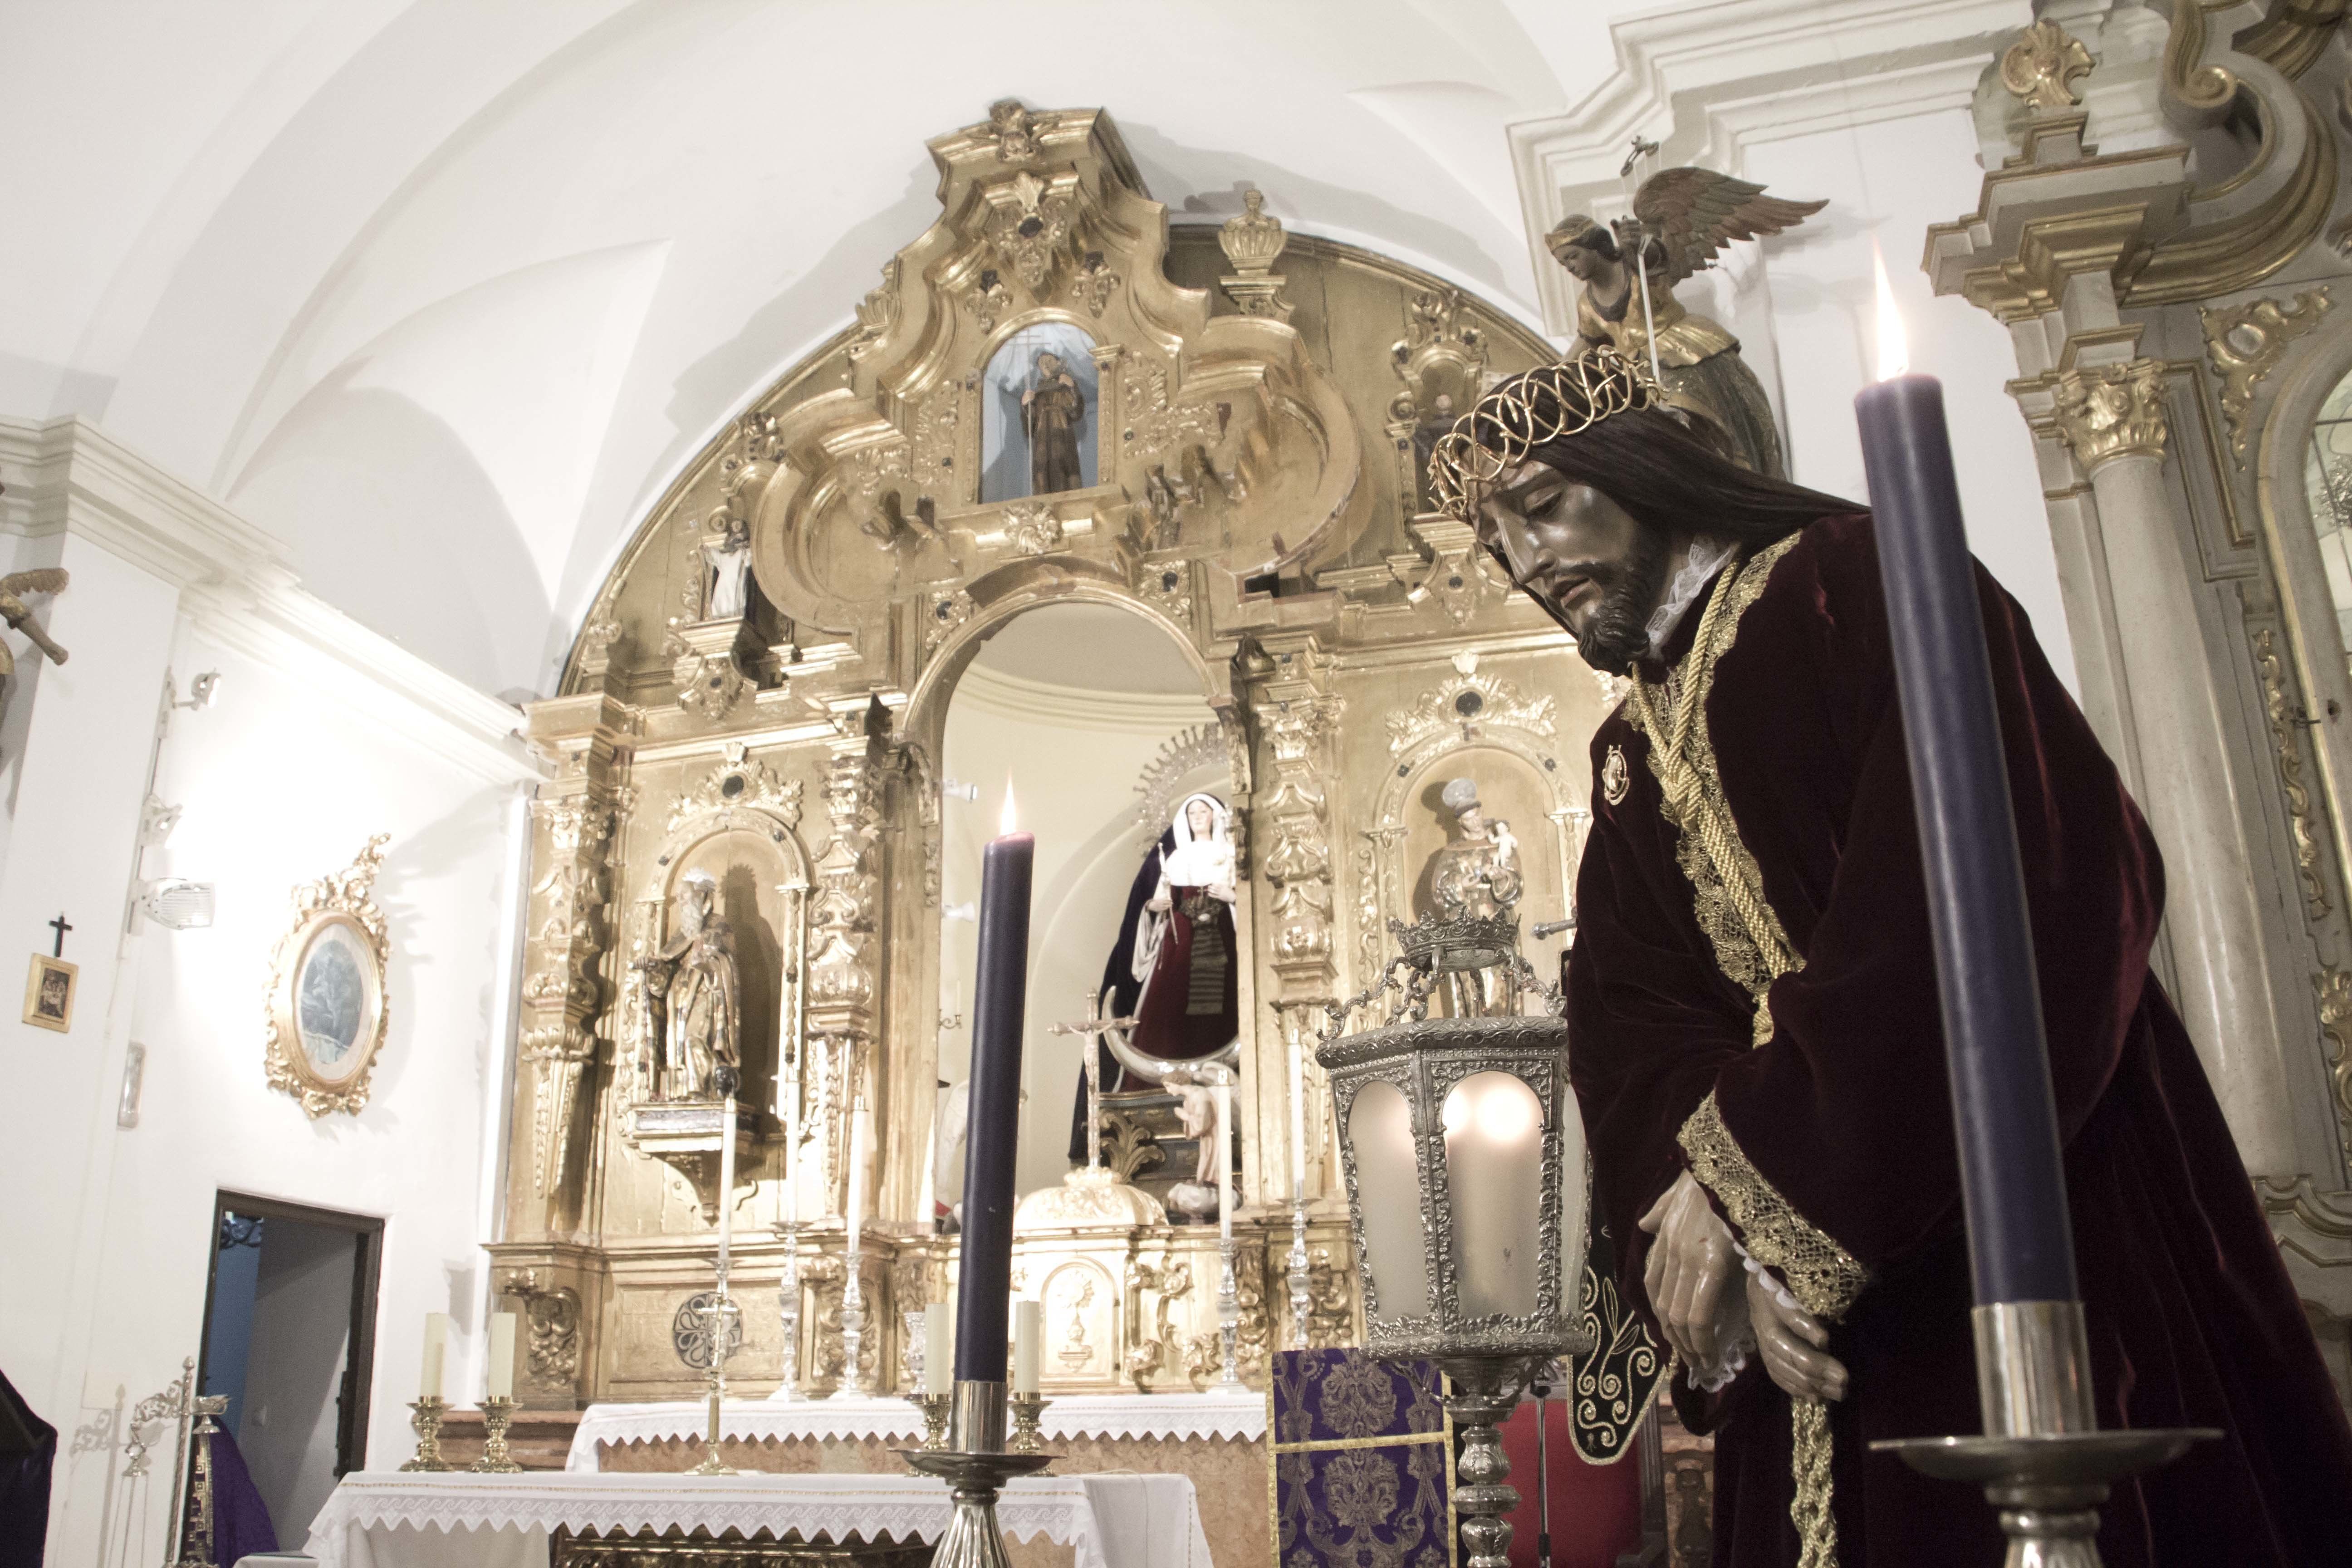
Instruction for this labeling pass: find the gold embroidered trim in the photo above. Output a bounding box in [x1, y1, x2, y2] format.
[1624, 534, 1802, 1044]
[1678, 1092, 1868, 1323]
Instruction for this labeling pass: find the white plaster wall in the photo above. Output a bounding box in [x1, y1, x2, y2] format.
[1740, 109, 2073, 680]
[0, 420, 535, 1568]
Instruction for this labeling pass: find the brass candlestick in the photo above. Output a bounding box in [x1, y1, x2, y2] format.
[909, 1392, 952, 1451]
[399, 1396, 451, 1473]
[471, 1396, 523, 1473]
[1007, 1394, 1049, 1456]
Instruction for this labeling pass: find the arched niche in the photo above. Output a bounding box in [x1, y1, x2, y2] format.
[2256, 310, 2352, 900]
[928, 593, 1239, 1207]
[643, 797, 813, 1124]
[979, 318, 1103, 502]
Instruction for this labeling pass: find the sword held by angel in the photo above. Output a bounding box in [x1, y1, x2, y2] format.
[1546, 167, 1825, 479]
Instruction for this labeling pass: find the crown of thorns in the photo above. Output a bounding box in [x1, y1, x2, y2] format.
[1427, 346, 1660, 520]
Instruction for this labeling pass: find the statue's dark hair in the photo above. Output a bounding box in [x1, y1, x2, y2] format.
[1529, 406, 1856, 545]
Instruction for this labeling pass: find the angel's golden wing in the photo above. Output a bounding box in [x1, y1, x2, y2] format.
[1633, 167, 1827, 288]
[0, 568, 68, 599]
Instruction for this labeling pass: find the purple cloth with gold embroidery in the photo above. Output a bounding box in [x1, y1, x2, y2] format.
[1269, 1350, 1452, 1568]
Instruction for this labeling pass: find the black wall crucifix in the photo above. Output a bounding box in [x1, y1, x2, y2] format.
[48, 912, 71, 958]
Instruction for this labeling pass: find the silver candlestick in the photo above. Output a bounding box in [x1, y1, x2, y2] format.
[836, 1235, 874, 1396]
[900, 1381, 1056, 1568]
[1213, 1233, 1247, 1391]
[770, 1220, 804, 1402]
[1285, 1193, 1311, 1350]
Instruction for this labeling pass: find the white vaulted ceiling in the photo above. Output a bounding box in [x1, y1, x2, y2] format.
[0, 0, 1699, 698]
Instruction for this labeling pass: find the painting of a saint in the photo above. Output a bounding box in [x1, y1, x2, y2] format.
[981, 321, 1098, 502]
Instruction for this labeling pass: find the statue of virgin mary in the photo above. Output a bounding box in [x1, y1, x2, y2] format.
[1066, 792, 1243, 1161]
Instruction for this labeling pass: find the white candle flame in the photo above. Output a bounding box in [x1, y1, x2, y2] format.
[1873, 242, 1909, 382]
[1000, 780, 1019, 835]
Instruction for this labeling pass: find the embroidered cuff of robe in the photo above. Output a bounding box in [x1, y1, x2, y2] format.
[1678, 1090, 1868, 1323]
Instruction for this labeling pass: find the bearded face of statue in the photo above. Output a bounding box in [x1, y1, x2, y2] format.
[1477, 458, 1671, 676]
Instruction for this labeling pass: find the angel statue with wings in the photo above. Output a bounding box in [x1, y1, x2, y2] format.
[1545, 167, 1823, 479]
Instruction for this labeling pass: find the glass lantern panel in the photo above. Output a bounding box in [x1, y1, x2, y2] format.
[1441, 1070, 1544, 1318]
[1556, 1074, 1590, 1302]
[1347, 1079, 1431, 1322]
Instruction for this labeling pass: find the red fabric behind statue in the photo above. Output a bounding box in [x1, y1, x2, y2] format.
[1567, 513, 2352, 1565]
[1496, 1397, 1642, 1568]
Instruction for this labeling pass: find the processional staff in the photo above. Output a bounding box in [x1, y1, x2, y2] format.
[1048, 992, 1136, 1174]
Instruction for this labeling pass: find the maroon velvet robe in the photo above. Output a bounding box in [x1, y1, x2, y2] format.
[1566, 513, 2352, 1566]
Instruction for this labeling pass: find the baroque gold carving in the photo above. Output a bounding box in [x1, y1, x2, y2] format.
[1070, 250, 1122, 319]
[846, 260, 900, 365]
[2000, 18, 2094, 112]
[669, 743, 804, 834]
[2250, 628, 2331, 919]
[1386, 650, 1558, 756]
[921, 587, 975, 654]
[2051, 359, 2171, 470]
[2317, 967, 2352, 1155]
[264, 834, 393, 1118]
[1218, 189, 1293, 321]
[499, 1269, 583, 1384]
[983, 170, 1073, 299]
[2201, 289, 2332, 462]
[523, 789, 617, 1196]
[1257, 690, 1343, 971]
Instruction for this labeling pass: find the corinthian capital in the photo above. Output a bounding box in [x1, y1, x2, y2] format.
[2052, 359, 2170, 470]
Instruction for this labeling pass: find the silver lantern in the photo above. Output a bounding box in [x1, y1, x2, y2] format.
[1318, 914, 1593, 1568]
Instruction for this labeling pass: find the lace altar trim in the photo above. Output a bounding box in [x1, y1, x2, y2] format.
[306, 1472, 1210, 1568]
[567, 1392, 1264, 1471]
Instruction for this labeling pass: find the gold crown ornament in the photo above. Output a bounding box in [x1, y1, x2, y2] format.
[1427, 346, 1661, 521]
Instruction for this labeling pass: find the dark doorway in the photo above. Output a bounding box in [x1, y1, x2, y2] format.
[196, 1194, 382, 1552]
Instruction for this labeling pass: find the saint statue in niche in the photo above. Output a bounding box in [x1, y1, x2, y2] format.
[981, 321, 1099, 502]
[1022, 350, 1086, 495]
[702, 514, 753, 621]
[631, 871, 742, 1100]
[1423, 778, 1524, 1016]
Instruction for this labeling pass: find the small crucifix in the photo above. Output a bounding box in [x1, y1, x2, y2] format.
[1049, 992, 1137, 1175]
[48, 912, 71, 959]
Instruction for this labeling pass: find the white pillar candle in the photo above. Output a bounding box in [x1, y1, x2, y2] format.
[1215, 1077, 1235, 1241]
[717, 1093, 737, 1274]
[419, 1313, 448, 1400]
[845, 1098, 869, 1250]
[1287, 1024, 1308, 1203]
[926, 1303, 954, 1396]
[486, 1312, 517, 1400]
[1012, 1298, 1041, 1395]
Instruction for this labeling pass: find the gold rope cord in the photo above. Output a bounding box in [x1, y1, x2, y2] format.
[1622, 534, 1861, 1568]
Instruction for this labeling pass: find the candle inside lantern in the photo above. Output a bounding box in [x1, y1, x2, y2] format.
[1012, 1299, 1041, 1395]
[925, 1302, 954, 1396]
[1853, 247, 2078, 1307]
[716, 1093, 737, 1275]
[486, 1312, 517, 1400]
[419, 1313, 448, 1401]
[954, 782, 1034, 1384]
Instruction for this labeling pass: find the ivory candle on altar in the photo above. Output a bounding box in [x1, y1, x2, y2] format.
[1215, 1075, 1235, 1240]
[845, 1097, 869, 1250]
[419, 1313, 448, 1400]
[1287, 1028, 1308, 1201]
[1012, 1299, 1041, 1395]
[1854, 252, 2077, 1307]
[486, 1312, 517, 1400]
[925, 1303, 954, 1396]
[956, 784, 1033, 1384]
[716, 1093, 737, 1274]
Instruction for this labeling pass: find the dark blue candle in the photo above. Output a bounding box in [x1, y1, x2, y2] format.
[1856, 369, 2079, 1307]
[954, 813, 1033, 1381]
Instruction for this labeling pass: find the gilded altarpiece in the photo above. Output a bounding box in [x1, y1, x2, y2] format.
[487, 103, 1616, 1404]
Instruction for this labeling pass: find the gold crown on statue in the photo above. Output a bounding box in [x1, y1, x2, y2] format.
[1428, 346, 1661, 520]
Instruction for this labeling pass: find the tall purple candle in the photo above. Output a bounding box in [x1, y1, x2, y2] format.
[955, 794, 1033, 1382]
[1854, 280, 2078, 1308]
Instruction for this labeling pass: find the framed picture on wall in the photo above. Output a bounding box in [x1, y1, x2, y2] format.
[265, 835, 392, 1118]
[22, 954, 75, 1032]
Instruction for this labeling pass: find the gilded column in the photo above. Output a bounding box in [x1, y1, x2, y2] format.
[806, 716, 886, 1218]
[2050, 359, 2298, 1172]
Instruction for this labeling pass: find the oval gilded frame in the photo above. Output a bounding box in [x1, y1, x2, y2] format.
[265, 836, 392, 1118]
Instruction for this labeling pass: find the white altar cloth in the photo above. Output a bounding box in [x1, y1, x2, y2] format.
[567, 1392, 1265, 1471]
[305, 1471, 1210, 1568]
